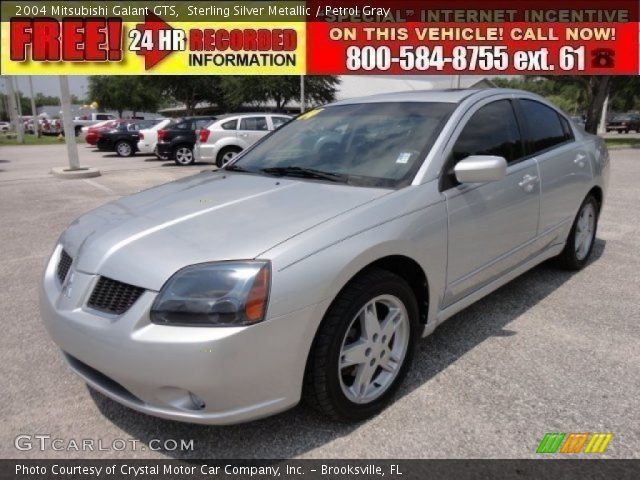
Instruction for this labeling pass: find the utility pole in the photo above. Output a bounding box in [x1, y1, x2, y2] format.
[300, 75, 305, 113]
[28, 76, 40, 138]
[58, 76, 80, 170]
[4, 76, 24, 143]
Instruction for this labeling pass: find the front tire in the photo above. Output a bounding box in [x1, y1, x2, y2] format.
[554, 194, 599, 270]
[115, 140, 134, 157]
[304, 269, 420, 422]
[173, 145, 194, 165]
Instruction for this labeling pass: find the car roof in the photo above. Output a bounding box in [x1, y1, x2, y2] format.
[327, 88, 555, 107]
[329, 89, 482, 106]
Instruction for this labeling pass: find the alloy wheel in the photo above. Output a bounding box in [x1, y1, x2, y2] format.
[575, 203, 595, 261]
[117, 142, 132, 157]
[175, 147, 193, 165]
[338, 295, 410, 404]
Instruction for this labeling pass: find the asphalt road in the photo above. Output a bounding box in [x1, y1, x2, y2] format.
[0, 145, 638, 459]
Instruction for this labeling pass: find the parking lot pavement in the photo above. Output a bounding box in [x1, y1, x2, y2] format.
[0, 145, 638, 459]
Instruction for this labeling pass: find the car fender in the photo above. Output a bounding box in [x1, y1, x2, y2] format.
[261, 182, 448, 335]
[213, 137, 246, 151]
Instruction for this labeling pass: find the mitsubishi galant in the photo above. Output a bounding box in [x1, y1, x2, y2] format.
[41, 89, 609, 423]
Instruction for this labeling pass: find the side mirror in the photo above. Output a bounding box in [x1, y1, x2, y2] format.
[454, 155, 507, 184]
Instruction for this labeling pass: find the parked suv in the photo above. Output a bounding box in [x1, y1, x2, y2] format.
[155, 116, 217, 165]
[195, 113, 292, 167]
[96, 119, 164, 157]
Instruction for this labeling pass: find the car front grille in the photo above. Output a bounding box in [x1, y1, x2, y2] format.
[57, 250, 73, 283]
[87, 277, 145, 315]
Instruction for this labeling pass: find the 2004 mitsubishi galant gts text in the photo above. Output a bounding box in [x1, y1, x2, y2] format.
[41, 89, 609, 424]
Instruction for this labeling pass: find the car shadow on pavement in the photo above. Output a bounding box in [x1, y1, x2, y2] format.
[89, 239, 605, 459]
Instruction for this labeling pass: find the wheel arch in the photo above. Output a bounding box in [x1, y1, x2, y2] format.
[587, 185, 603, 212]
[353, 255, 430, 326]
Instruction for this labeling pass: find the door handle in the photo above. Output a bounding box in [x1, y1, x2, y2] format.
[574, 153, 586, 167]
[518, 174, 538, 193]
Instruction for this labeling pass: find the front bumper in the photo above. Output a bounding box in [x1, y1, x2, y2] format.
[40, 246, 322, 425]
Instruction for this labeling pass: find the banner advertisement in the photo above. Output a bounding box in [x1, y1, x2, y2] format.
[1, 0, 638, 75]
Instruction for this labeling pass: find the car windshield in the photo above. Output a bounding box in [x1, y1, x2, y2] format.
[229, 102, 456, 188]
[613, 115, 631, 121]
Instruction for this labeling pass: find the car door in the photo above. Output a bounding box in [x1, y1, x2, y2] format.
[238, 116, 269, 146]
[442, 98, 541, 307]
[518, 99, 590, 242]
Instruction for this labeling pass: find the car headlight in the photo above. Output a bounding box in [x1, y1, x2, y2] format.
[150, 261, 270, 327]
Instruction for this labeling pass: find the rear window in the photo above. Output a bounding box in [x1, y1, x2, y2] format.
[221, 120, 237, 130]
[520, 100, 569, 154]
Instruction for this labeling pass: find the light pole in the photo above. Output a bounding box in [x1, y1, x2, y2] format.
[50, 76, 100, 178]
[4, 76, 24, 143]
[28, 76, 40, 138]
[58, 75, 80, 170]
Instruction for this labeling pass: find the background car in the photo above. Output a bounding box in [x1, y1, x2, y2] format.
[136, 118, 174, 158]
[0, 121, 11, 131]
[156, 116, 217, 166]
[85, 120, 120, 146]
[606, 113, 640, 133]
[195, 113, 292, 167]
[96, 119, 163, 157]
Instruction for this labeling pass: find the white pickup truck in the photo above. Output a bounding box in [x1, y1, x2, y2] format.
[73, 113, 118, 136]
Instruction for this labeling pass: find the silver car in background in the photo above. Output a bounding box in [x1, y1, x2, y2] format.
[195, 113, 291, 167]
[41, 89, 609, 424]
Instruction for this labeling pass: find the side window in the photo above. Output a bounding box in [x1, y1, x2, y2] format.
[175, 121, 191, 130]
[520, 100, 568, 154]
[271, 116, 289, 129]
[558, 114, 574, 142]
[221, 119, 237, 130]
[452, 100, 524, 164]
[240, 117, 268, 131]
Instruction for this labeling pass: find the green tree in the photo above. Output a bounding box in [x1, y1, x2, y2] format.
[154, 76, 226, 115]
[88, 76, 161, 117]
[222, 76, 340, 111]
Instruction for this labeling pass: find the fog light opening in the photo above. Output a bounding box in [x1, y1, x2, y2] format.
[189, 392, 206, 410]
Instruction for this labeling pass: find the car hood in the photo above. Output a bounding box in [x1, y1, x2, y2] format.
[62, 172, 389, 291]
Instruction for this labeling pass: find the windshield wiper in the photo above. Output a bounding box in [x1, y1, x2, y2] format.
[260, 166, 347, 183]
[224, 164, 249, 172]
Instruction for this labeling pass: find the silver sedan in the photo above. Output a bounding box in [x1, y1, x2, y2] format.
[41, 89, 609, 424]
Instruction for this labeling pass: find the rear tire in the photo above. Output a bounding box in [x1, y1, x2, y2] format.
[115, 140, 134, 157]
[554, 194, 599, 270]
[303, 269, 420, 422]
[173, 145, 194, 166]
[216, 146, 242, 168]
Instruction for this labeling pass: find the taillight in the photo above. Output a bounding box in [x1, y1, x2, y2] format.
[158, 130, 166, 141]
[139, 132, 144, 140]
[199, 129, 210, 142]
